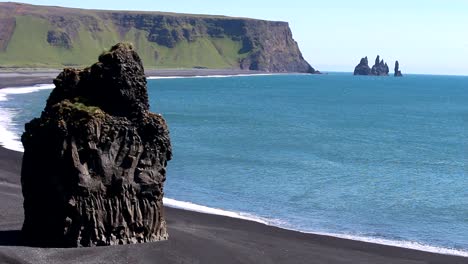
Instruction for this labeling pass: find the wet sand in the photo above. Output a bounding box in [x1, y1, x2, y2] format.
[0, 71, 59, 89]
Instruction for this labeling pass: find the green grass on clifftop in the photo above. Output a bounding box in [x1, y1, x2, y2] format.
[0, 14, 245, 69]
[0, 2, 314, 73]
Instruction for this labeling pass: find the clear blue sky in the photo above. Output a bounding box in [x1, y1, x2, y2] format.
[10, 0, 468, 75]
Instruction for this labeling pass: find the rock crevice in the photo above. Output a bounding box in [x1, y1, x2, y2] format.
[21, 43, 171, 247]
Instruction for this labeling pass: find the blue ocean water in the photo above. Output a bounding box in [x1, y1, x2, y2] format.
[1, 73, 467, 255]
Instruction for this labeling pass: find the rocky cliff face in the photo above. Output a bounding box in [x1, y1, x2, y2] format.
[0, 2, 316, 73]
[109, 14, 316, 73]
[47, 30, 73, 49]
[21, 43, 172, 247]
[236, 20, 316, 73]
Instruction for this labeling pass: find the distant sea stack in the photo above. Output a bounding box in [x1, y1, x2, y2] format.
[0, 2, 317, 74]
[354, 55, 394, 76]
[21, 43, 172, 247]
[394, 60, 403, 77]
[353, 56, 371, 75]
[370, 55, 389, 76]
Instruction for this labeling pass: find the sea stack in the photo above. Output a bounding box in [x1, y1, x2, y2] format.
[370, 55, 389, 76]
[394, 60, 403, 77]
[21, 43, 172, 247]
[354, 55, 390, 76]
[353, 56, 371, 75]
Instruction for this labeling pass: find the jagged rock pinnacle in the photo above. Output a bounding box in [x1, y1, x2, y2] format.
[354, 55, 390, 76]
[354, 56, 371, 75]
[394, 60, 403, 77]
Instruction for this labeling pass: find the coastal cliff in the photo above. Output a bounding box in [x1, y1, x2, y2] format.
[0, 2, 316, 73]
[21, 43, 172, 247]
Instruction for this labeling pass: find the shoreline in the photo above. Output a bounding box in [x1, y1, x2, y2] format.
[0, 74, 467, 263]
[0, 146, 466, 263]
[0, 69, 273, 89]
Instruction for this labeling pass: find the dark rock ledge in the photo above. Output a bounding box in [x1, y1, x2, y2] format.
[21, 43, 172, 247]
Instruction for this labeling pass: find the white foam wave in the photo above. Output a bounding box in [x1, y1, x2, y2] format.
[311, 232, 468, 257]
[0, 84, 54, 102]
[147, 73, 283, 80]
[0, 84, 54, 152]
[163, 198, 467, 257]
[163, 197, 275, 225]
[0, 108, 24, 152]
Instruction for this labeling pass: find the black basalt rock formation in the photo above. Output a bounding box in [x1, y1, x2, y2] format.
[21, 43, 172, 247]
[354, 55, 390, 76]
[394, 60, 403, 77]
[354, 56, 371, 75]
[370, 55, 389, 76]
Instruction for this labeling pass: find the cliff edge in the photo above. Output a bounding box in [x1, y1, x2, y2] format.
[0, 2, 316, 73]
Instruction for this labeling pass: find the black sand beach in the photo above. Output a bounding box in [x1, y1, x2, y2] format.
[0, 69, 267, 88]
[0, 147, 466, 263]
[0, 74, 467, 263]
[0, 71, 59, 89]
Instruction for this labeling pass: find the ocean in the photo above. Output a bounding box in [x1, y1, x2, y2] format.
[0, 73, 467, 256]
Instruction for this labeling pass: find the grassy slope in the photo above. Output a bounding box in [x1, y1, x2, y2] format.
[0, 14, 244, 69]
